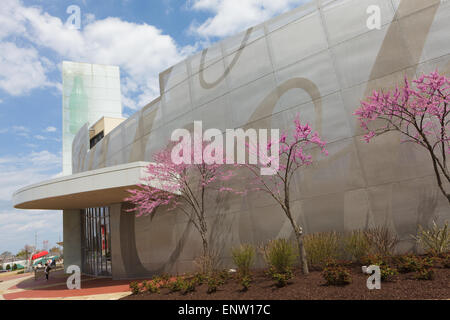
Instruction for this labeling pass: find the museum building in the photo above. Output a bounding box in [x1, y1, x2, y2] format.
[13, 0, 450, 279]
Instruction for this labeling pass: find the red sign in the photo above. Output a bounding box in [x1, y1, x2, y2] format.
[101, 225, 106, 254]
[31, 251, 49, 260]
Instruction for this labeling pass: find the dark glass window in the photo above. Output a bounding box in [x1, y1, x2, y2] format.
[90, 131, 104, 149]
[81, 207, 111, 276]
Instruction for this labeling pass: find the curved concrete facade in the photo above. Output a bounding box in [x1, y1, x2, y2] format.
[14, 0, 450, 279]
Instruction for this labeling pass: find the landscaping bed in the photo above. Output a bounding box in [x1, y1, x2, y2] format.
[121, 262, 450, 300]
[122, 226, 450, 301]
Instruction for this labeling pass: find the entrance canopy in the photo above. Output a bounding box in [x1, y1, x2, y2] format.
[13, 162, 166, 210]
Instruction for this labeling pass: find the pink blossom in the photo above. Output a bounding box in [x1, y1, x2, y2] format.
[242, 114, 328, 205]
[354, 70, 450, 203]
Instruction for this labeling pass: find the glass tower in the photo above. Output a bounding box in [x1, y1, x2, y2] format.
[62, 61, 123, 175]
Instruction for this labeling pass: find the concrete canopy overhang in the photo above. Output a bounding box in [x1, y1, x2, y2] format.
[12, 162, 161, 210]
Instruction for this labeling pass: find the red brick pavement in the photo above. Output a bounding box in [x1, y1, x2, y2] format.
[10, 272, 94, 290]
[2, 269, 143, 300]
[0, 272, 30, 282]
[4, 278, 133, 299]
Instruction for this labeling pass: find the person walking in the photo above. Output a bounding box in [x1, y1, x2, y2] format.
[44, 263, 51, 281]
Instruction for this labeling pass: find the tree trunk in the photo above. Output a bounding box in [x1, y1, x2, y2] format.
[285, 208, 309, 275]
[427, 147, 450, 205]
[201, 236, 208, 258]
[294, 231, 309, 275]
[200, 233, 211, 274]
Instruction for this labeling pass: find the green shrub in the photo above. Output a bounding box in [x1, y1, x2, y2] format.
[271, 269, 294, 288]
[343, 230, 371, 262]
[322, 261, 351, 286]
[152, 274, 170, 288]
[232, 244, 255, 277]
[12, 263, 18, 271]
[420, 256, 434, 267]
[262, 239, 298, 274]
[17, 270, 24, 274]
[361, 254, 388, 266]
[145, 281, 160, 294]
[160, 273, 171, 281]
[0, 265, 3, 270]
[397, 255, 422, 273]
[415, 268, 434, 280]
[362, 254, 397, 282]
[413, 221, 450, 256]
[397, 255, 433, 274]
[444, 258, 450, 268]
[206, 276, 219, 294]
[6, 264, 10, 270]
[168, 277, 184, 293]
[129, 281, 140, 295]
[192, 272, 206, 285]
[218, 269, 231, 284]
[240, 275, 252, 291]
[180, 280, 196, 295]
[396, 255, 435, 281]
[379, 265, 398, 282]
[364, 226, 399, 256]
[442, 253, 450, 268]
[304, 232, 341, 269]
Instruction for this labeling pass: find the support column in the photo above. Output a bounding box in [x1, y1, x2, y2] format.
[63, 210, 82, 272]
[110, 203, 127, 279]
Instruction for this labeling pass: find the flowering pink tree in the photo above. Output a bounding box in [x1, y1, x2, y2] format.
[244, 116, 328, 275]
[125, 140, 236, 260]
[355, 71, 450, 204]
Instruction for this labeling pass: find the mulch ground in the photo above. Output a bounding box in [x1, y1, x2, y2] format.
[121, 266, 450, 300]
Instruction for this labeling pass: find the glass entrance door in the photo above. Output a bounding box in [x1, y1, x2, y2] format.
[81, 207, 112, 276]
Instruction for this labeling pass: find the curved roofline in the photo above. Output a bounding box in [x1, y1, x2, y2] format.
[13, 162, 155, 210]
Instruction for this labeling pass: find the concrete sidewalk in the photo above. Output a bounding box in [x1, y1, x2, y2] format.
[0, 270, 133, 300]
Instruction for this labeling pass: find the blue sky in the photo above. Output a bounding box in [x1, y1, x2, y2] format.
[0, 0, 307, 254]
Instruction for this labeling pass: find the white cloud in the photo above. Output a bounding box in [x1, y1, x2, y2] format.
[29, 150, 61, 166]
[0, 210, 62, 253]
[12, 126, 29, 133]
[78, 17, 190, 107]
[0, 42, 54, 96]
[83, 13, 96, 26]
[10, 125, 30, 138]
[44, 126, 57, 133]
[0, 150, 61, 202]
[0, 0, 194, 108]
[188, 0, 307, 38]
[0, 148, 62, 253]
[34, 135, 46, 140]
[0, 0, 26, 40]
